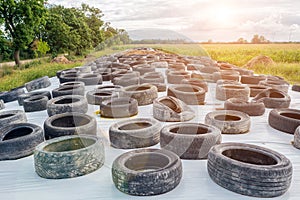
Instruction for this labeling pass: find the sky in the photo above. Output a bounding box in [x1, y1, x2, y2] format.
[49, 0, 300, 42]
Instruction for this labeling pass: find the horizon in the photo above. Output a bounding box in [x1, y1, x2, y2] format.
[49, 0, 300, 42]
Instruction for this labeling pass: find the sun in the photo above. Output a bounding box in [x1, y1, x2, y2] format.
[209, 5, 234, 26]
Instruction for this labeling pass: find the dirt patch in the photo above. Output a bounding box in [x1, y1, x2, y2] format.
[51, 56, 71, 64]
[244, 55, 275, 68]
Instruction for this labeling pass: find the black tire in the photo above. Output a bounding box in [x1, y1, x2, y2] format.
[96, 85, 123, 92]
[34, 135, 104, 179]
[0, 110, 27, 128]
[292, 84, 300, 92]
[252, 88, 291, 109]
[109, 118, 161, 149]
[100, 97, 138, 118]
[77, 73, 102, 85]
[153, 96, 195, 122]
[18, 91, 52, 106]
[86, 89, 117, 105]
[268, 108, 300, 134]
[59, 73, 78, 84]
[113, 76, 139, 87]
[46, 95, 88, 116]
[60, 81, 85, 88]
[25, 76, 51, 92]
[224, 98, 265, 116]
[160, 123, 221, 159]
[121, 84, 158, 106]
[0, 87, 25, 103]
[205, 110, 251, 134]
[52, 85, 85, 98]
[0, 123, 44, 160]
[44, 112, 97, 139]
[112, 148, 182, 196]
[167, 84, 206, 105]
[23, 95, 49, 112]
[207, 143, 292, 197]
[293, 126, 300, 149]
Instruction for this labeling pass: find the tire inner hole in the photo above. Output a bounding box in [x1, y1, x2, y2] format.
[270, 92, 284, 98]
[3, 127, 33, 141]
[170, 126, 211, 135]
[43, 137, 95, 152]
[55, 98, 80, 104]
[119, 122, 152, 130]
[0, 114, 14, 119]
[51, 116, 90, 127]
[160, 98, 182, 113]
[222, 149, 277, 165]
[214, 114, 241, 121]
[280, 112, 300, 120]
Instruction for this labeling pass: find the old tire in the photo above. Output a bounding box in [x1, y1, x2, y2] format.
[216, 84, 250, 101]
[0, 123, 44, 160]
[207, 143, 292, 197]
[252, 88, 291, 109]
[46, 95, 88, 116]
[160, 123, 221, 159]
[52, 85, 85, 98]
[224, 98, 265, 116]
[34, 135, 104, 179]
[25, 76, 51, 92]
[18, 91, 51, 106]
[23, 95, 49, 112]
[77, 73, 103, 85]
[0, 100, 5, 110]
[86, 90, 118, 105]
[121, 84, 158, 106]
[167, 71, 191, 84]
[292, 84, 300, 92]
[112, 148, 182, 196]
[0, 110, 27, 128]
[44, 112, 97, 139]
[293, 126, 300, 149]
[109, 118, 161, 149]
[0, 87, 25, 103]
[100, 97, 138, 118]
[167, 84, 206, 105]
[248, 85, 270, 97]
[205, 110, 251, 134]
[268, 108, 300, 134]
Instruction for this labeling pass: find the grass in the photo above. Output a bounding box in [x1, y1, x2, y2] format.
[0, 43, 299, 91]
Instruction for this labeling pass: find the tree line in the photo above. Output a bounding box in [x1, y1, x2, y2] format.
[0, 0, 130, 65]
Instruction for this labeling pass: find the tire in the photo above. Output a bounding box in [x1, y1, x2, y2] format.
[160, 123, 221, 159]
[25, 76, 51, 92]
[60, 81, 85, 88]
[0, 110, 27, 128]
[252, 88, 291, 109]
[259, 80, 289, 93]
[23, 95, 49, 112]
[18, 91, 52, 106]
[77, 73, 103, 85]
[205, 110, 251, 134]
[151, 61, 168, 68]
[248, 84, 270, 97]
[241, 75, 266, 84]
[140, 72, 165, 84]
[44, 112, 97, 139]
[0, 87, 25, 103]
[109, 118, 161, 149]
[0, 123, 44, 160]
[153, 96, 195, 122]
[191, 72, 214, 82]
[207, 143, 292, 197]
[167, 71, 191, 84]
[132, 64, 155, 75]
[224, 98, 265, 116]
[167, 84, 206, 105]
[216, 84, 250, 101]
[86, 89, 117, 105]
[292, 84, 300, 92]
[121, 84, 158, 106]
[181, 78, 208, 92]
[75, 66, 92, 73]
[268, 108, 300, 134]
[112, 148, 182, 196]
[212, 71, 240, 82]
[293, 126, 300, 149]
[100, 97, 138, 118]
[52, 85, 85, 98]
[59, 73, 78, 84]
[34, 135, 104, 179]
[0, 100, 5, 110]
[113, 76, 139, 87]
[149, 83, 167, 92]
[46, 95, 88, 116]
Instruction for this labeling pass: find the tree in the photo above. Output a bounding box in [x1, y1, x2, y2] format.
[251, 34, 270, 44]
[237, 37, 248, 44]
[0, 0, 47, 65]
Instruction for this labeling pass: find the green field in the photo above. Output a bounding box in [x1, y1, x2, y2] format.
[0, 43, 299, 91]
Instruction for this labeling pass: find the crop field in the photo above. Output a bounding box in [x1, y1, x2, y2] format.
[0, 43, 299, 91]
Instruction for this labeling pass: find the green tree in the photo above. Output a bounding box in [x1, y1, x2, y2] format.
[237, 37, 248, 44]
[251, 34, 270, 44]
[0, 0, 47, 65]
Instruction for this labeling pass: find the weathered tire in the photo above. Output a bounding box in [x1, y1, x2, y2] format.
[151, 61, 168, 68]
[268, 108, 300, 134]
[23, 95, 49, 112]
[0, 123, 44, 160]
[248, 85, 270, 97]
[167, 71, 191, 84]
[181, 78, 208, 92]
[212, 71, 240, 82]
[140, 72, 165, 84]
[44, 112, 97, 139]
[86, 89, 117, 105]
[0, 87, 25, 103]
[77, 73, 102, 85]
[167, 84, 206, 105]
[18, 91, 51, 106]
[207, 143, 292, 197]
[96, 85, 123, 91]
[113, 76, 139, 87]
[52, 85, 85, 98]
[205, 110, 251, 134]
[34, 135, 104, 179]
[121, 84, 158, 106]
[259, 79, 289, 93]
[153, 96, 195, 122]
[293, 126, 300, 149]
[216, 84, 250, 101]
[112, 148, 182, 196]
[292, 84, 300, 92]
[132, 64, 155, 75]
[252, 88, 291, 108]
[224, 98, 265, 116]
[25, 76, 51, 92]
[109, 118, 161, 149]
[0, 110, 27, 128]
[241, 75, 266, 84]
[0, 100, 5, 110]
[59, 73, 78, 84]
[100, 97, 138, 118]
[160, 123, 221, 159]
[46, 95, 88, 116]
